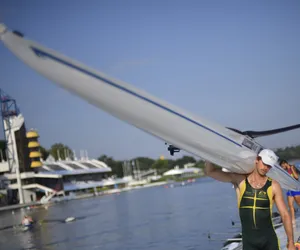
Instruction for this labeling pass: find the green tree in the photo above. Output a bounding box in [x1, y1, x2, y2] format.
[98, 154, 124, 177]
[173, 155, 196, 167]
[98, 154, 110, 162]
[0, 140, 6, 161]
[40, 146, 49, 161]
[151, 159, 169, 174]
[194, 160, 205, 169]
[0, 140, 5, 150]
[49, 143, 73, 160]
[275, 146, 300, 161]
[131, 157, 155, 170]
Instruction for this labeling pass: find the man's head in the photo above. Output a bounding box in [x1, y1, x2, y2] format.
[279, 159, 289, 170]
[255, 149, 279, 176]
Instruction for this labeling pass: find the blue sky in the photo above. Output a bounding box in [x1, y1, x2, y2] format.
[0, 1, 300, 160]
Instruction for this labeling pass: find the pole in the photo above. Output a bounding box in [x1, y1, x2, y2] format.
[12, 132, 24, 204]
[57, 149, 61, 161]
[136, 160, 141, 180]
[122, 162, 125, 177]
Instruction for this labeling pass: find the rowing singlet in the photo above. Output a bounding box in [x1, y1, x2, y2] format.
[238, 178, 280, 250]
[288, 167, 295, 178]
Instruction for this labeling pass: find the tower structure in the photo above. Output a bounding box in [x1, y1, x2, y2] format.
[26, 129, 42, 169]
[0, 88, 25, 203]
[0, 89, 19, 172]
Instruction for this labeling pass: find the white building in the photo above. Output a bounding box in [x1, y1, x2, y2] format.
[163, 163, 203, 177]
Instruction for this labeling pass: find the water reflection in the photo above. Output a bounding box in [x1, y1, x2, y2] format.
[0, 178, 239, 250]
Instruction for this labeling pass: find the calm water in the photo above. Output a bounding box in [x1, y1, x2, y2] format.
[0, 178, 243, 250]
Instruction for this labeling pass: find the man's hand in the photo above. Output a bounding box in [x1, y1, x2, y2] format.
[291, 165, 299, 180]
[287, 241, 296, 250]
[273, 180, 295, 246]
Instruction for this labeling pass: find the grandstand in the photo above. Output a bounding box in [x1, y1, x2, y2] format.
[4, 155, 129, 204]
[40, 156, 112, 174]
[0, 89, 128, 205]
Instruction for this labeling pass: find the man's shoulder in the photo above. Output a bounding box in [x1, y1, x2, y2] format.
[269, 177, 278, 185]
[270, 179, 282, 193]
[231, 173, 247, 185]
[265, 177, 278, 186]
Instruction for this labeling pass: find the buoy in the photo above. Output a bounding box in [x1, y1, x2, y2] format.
[65, 217, 75, 222]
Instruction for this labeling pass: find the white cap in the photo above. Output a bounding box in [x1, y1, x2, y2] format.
[258, 149, 279, 168]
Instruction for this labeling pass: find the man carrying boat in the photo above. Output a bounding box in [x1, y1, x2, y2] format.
[204, 149, 295, 250]
[280, 159, 300, 226]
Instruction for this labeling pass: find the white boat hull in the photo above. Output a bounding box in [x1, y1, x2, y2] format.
[1, 25, 299, 190]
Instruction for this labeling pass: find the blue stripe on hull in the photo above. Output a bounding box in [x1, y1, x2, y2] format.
[30, 46, 242, 148]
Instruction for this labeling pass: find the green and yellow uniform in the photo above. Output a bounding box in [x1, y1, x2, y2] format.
[238, 177, 280, 250]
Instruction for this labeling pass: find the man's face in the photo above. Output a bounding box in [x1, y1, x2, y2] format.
[281, 162, 288, 170]
[255, 158, 272, 176]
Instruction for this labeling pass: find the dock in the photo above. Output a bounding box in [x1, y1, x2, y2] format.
[220, 216, 300, 250]
[0, 202, 39, 212]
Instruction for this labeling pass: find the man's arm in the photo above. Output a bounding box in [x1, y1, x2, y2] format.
[273, 180, 294, 246]
[291, 166, 299, 180]
[204, 161, 243, 185]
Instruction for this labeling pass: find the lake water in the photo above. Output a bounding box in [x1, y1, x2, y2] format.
[0, 178, 244, 250]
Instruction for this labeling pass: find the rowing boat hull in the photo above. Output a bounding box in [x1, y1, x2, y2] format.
[1, 25, 298, 190]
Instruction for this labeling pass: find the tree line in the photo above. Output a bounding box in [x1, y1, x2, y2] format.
[39, 143, 300, 177]
[98, 154, 203, 177]
[37, 144, 300, 177]
[0, 140, 300, 177]
[37, 142, 204, 177]
[275, 145, 300, 161]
